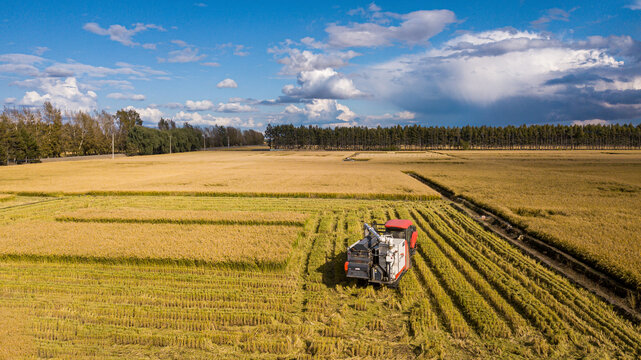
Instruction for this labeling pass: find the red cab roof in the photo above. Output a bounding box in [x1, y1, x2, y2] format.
[385, 219, 413, 229]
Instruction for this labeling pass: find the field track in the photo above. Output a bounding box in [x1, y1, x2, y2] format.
[1, 194, 640, 358]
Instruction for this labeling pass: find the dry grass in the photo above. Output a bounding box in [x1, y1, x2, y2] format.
[0, 221, 299, 265]
[0, 151, 437, 197]
[409, 150, 641, 288]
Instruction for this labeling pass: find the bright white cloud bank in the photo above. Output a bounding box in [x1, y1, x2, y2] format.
[18, 77, 98, 111]
[359, 28, 640, 124]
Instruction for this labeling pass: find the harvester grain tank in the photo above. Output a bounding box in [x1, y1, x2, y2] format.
[345, 219, 417, 287]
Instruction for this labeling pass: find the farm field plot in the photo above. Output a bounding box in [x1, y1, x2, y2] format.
[403, 150, 641, 290]
[0, 151, 437, 198]
[1, 194, 640, 359]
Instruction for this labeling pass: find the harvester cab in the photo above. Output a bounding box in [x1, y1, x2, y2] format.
[345, 219, 417, 288]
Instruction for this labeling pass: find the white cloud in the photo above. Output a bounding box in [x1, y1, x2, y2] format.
[272, 48, 360, 75]
[160, 47, 207, 63]
[0, 53, 46, 64]
[358, 28, 638, 124]
[625, 1, 641, 10]
[83, 22, 165, 47]
[531, 8, 575, 27]
[43, 61, 167, 78]
[215, 102, 255, 112]
[18, 77, 97, 111]
[327, 9, 457, 48]
[201, 62, 221, 67]
[194, 2, 207, 7]
[185, 99, 214, 111]
[106, 92, 146, 101]
[0, 63, 40, 76]
[279, 99, 357, 126]
[572, 119, 609, 126]
[363, 29, 622, 106]
[4, 97, 16, 104]
[174, 111, 253, 127]
[125, 106, 164, 124]
[233, 45, 250, 56]
[33, 47, 50, 56]
[282, 68, 364, 99]
[217, 78, 238, 88]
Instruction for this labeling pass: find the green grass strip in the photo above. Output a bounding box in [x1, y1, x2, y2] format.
[56, 216, 305, 227]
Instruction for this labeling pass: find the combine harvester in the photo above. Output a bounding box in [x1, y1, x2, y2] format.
[345, 220, 417, 288]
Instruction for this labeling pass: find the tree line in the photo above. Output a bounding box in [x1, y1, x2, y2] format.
[265, 123, 641, 150]
[0, 103, 264, 165]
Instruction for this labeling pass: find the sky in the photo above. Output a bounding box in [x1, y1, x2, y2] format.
[1, 0, 641, 129]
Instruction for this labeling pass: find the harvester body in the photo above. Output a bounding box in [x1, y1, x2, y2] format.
[345, 220, 417, 287]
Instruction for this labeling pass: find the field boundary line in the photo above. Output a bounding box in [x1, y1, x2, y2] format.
[55, 216, 305, 227]
[0, 253, 288, 271]
[405, 171, 641, 323]
[6, 190, 441, 201]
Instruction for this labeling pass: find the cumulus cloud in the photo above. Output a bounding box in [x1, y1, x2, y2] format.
[106, 92, 146, 101]
[282, 68, 364, 99]
[358, 28, 641, 125]
[271, 47, 360, 75]
[17, 77, 97, 111]
[185, 99, 214, 111]
[327, 8, 457, 48]
[174, 111, 255, 127]
[217, 78, 238, 88]
[4, 97, 16, 104]
[125, 106, 164, 124]
[83, 22, 165, 47]
[278, 99, 357, 127]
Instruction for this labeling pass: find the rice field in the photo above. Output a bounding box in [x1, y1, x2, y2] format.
[1, 193, 640, 359]
[0, 151, 437, 198]
[404, 150, 641, 290]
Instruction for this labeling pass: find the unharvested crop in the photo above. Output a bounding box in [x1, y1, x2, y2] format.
[408, 150, 641, 289]
[0, 221, 299, 266]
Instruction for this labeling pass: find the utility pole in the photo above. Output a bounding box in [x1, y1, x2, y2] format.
[111, 118, 115, 159]
[203, 134, 206, 150]
[169, 135, 172, 154]
[227, 135, 230, 148]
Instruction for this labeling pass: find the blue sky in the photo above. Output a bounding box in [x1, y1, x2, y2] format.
[1, 1, 640, 129]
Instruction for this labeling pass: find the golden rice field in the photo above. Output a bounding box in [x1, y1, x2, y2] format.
[0, 151, 437, 198]
[1, 150, 640, 359]
[399, 150, 641, 290]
